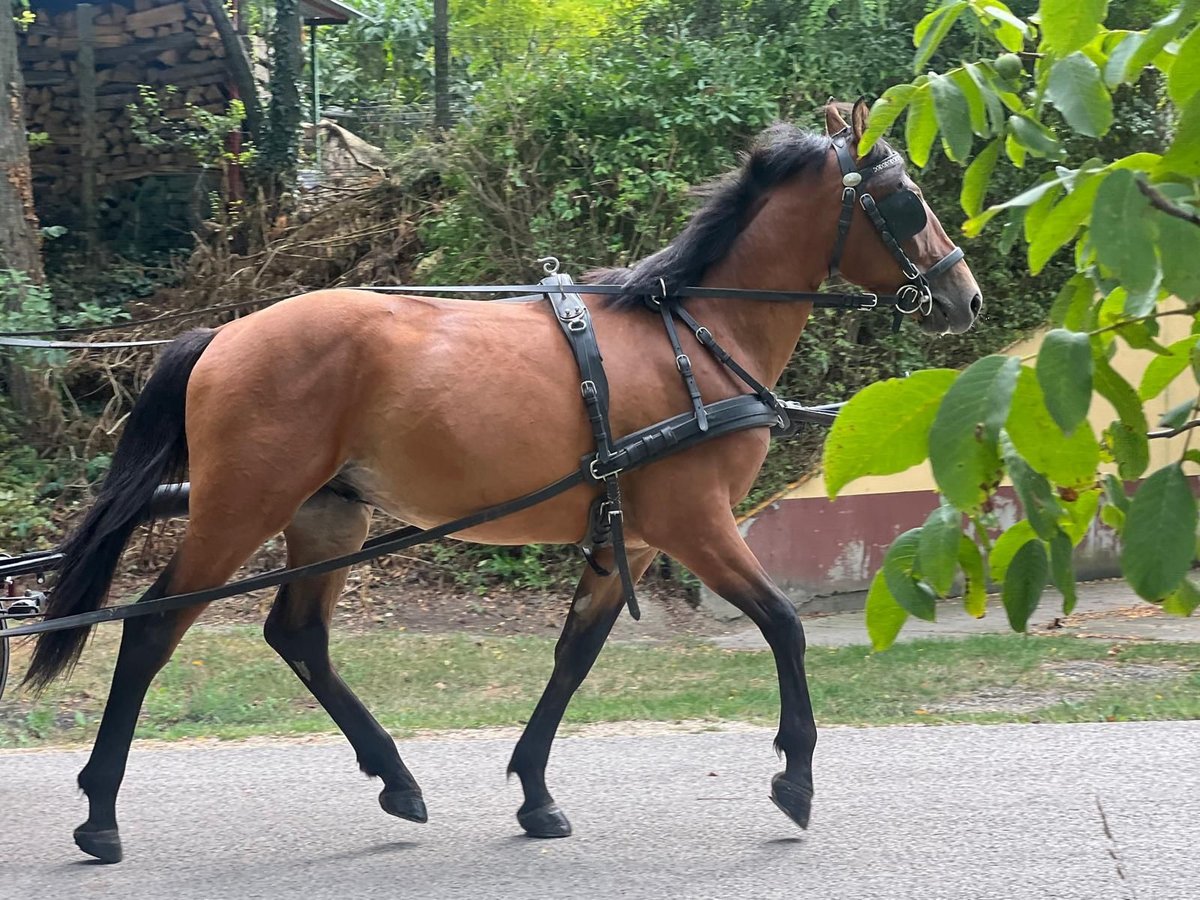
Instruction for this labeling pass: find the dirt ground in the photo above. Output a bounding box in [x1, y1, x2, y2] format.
[101, 539, 733, 643]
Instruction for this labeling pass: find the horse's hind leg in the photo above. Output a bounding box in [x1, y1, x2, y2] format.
[75, 515, 293, 863]
[263, 489, 426, 824]
[507, 547, 658, 838]
[657, 515, 817, 830]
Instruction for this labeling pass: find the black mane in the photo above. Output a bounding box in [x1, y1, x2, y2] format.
[586, 123, 890, 308]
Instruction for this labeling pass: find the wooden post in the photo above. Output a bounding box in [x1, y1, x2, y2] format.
[76, 3, 98, 260]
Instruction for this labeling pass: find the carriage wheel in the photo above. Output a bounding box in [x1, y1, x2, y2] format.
[0, 615, 9, 702]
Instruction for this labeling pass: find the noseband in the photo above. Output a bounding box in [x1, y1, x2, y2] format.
[827, 128, 965, 317]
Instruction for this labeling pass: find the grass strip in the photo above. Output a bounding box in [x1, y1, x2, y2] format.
[2, 628, 1198, 747]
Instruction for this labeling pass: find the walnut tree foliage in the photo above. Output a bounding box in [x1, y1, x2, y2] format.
[823, 0, 1200, 648]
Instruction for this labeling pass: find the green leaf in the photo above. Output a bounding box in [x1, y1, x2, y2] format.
[919, 504, 963, 595]
[1044, 53, 1113, 137]
[1049, 274, 1096, 330]
[865, 571, 909, 650]
[1163, 579, 1200, 617]
[914, 1, 970, 74]
[958, 536, 988, 617]
[824, 370, 958, 499]
[1007, 114, 1062, 158]
[931, 74, 973, 162]
[1119, 0, 1200, 84]
[1159, 91, 1200, 177]
[861, 84, 917, 154]
[961, 138, 1002, 217]
[1049, 530, 1078, 615]
[966, 62, 1007, 131]
[1139, 337, 1195, 400]
[1006, 367, 1101, 487]
[964, 169, 1073, 237]
[1039, 0, 1106, 57]
[1159, 396, 1195, 430]
[1061, 489, 1101, 545]
[906, 85, 939, 168]
[1036, 329, 1093, 434]
[990, 520, 1037, 581]
[1090, 169, 1160, 301]
[1157, 212, 1200, 301]
[1094, 345, 1150, 480]
[1028, 170, 1105, 274]
[1169, 25, 1200, 105]
[929, 355, 1021, 510]
[1103, 473, 1130, 513]
[1002, 434, 1064, 540]
[1121, 463, 1198, 600]
[1002, 539, 1049, 631]
[952, 68, 989, 136]
[883, 529, 938, 621]
[971, 1, 1030, 52]
[1005, 130, 1028, 168]
[1023, 182, 1063, 245]
[1105, 32, 1145, 88]
[1108, 423, 1151, 481]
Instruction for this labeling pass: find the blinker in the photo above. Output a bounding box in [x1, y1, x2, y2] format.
[875, 189, 927, 243]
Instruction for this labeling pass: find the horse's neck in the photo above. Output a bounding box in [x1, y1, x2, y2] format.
[688, 199, 833, 388]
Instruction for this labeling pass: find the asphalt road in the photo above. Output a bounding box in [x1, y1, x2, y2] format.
[2, 722, 1197, 900]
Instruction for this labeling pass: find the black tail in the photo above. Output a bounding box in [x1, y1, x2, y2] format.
[24, 328, 217, 691]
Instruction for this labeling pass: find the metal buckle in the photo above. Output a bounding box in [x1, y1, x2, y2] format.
[841, 186, 856, 204]
[589, 458, 623, 481]
[581, 380, 597, 399]
[694, 326, 712, 343]
[857, 293, 878, 310]
[676, 353, 691, 373]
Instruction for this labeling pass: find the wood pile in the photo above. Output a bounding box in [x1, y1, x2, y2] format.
[18, 0, 234, 227]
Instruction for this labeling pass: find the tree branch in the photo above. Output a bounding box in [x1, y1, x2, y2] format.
[1148, 418, 1200, 440]
[1136, 178, 1200, 227]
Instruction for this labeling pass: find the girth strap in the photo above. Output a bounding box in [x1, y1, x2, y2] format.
[542, 273, 640, 621]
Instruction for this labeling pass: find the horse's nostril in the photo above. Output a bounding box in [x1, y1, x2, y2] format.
[970, 293, 983, 316]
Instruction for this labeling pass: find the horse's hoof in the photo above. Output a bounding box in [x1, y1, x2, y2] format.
[73, 825, 123, 864]
[379, 788, 428, 824]
[769, 773, 813, 830]
[517, 802, 572, 838]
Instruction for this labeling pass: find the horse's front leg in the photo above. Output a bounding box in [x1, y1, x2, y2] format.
[659, 515, 817, 828]
[507, 547, 658, 837]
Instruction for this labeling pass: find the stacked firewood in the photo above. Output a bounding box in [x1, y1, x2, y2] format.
[19, 0, 233, 197]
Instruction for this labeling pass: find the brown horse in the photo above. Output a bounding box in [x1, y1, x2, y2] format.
[25, 100, 981, 863]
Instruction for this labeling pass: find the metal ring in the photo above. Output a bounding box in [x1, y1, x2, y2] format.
[894, 286, 923, 315]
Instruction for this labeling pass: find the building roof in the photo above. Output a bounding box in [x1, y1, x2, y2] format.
[300, 0, 366, 26]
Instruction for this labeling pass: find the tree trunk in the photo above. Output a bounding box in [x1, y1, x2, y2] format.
[1, 15, 59, 439]
[433, 0, 450, 131]
[262, 0, 302, 199]
[0, 18, 43, 277]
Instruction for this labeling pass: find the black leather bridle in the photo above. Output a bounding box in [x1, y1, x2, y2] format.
[828, 128, 965, 318]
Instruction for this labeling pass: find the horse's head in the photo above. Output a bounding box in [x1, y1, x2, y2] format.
[823, 99, 982, 335]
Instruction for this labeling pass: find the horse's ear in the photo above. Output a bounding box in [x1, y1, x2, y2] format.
[824, 101, 849, 135]
[851, 97, 870, 154]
